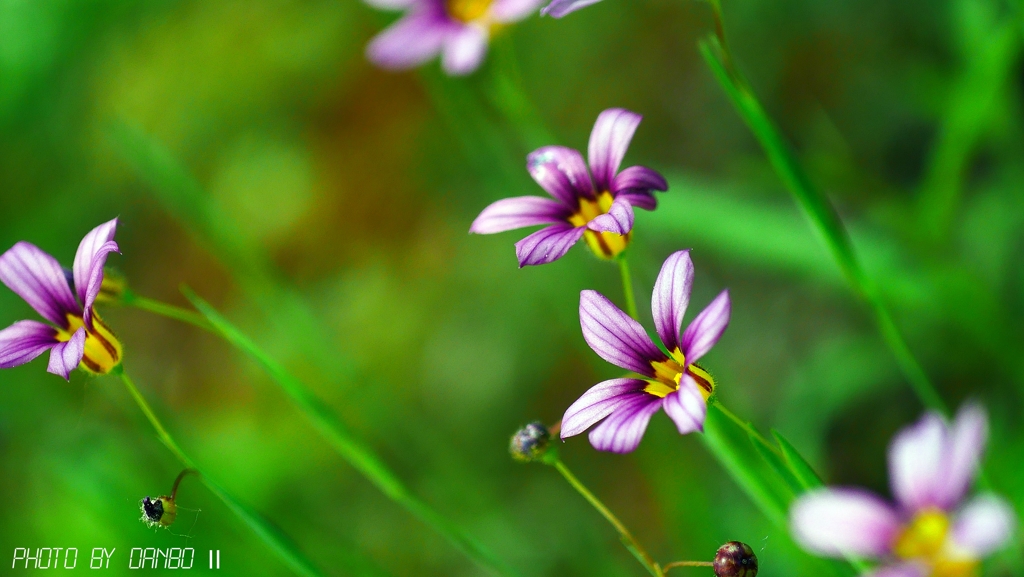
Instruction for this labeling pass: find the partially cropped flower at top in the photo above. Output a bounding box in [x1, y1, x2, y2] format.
[365, 0, 546, 75]
[560, 250, 730, 452]
[791, 404, 1016, 577]
[0, 219, 123, 380]
[471, 108, 667, 266]
[541, 0, 601, 18]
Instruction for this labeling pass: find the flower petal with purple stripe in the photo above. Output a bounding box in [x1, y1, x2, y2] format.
[491, 0, 547, 21]
[662, 373, 707, 434]
[73, 218, 120, 328]
[579, 290, 663, 376]
[586, 195, 634, 235]
[541, 0, 603, 18]
[611, 165, 668, 194]
[651, 249, 693, 353]
[889, 412, 946, 512]
[561, 378, 648, 438]
[951, 495, 1015, 556]
[0, 242, 80, 327]
[46, 328, 86, 380]
[616, 191, 657, 211]
[514, 223, 585, 267]
[0, 320, 59, 369]
[790, 489, 901, 558]
[936, 403, 987, 509]
[588, 108, 641, 191]
[527, 146, 594, 206]
[680, 289, 730, 364]
[366, 11, 450, 70]
[470, 196, 569, 234]
[587, 393, 663, 453]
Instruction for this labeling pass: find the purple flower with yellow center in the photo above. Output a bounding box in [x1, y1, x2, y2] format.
[791, 404, 1016, 577]
[541, 0, 601, 17]
[0, 219, 124, 380]
[560, 250, 730, 453]
[471, 108, 668, 266]
[365, 0, 546, 75]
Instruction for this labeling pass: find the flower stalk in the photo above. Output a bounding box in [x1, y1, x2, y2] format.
[617, 254, 639, 321]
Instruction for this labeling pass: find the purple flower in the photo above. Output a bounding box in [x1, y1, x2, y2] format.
[791, 404, 1016, 577]
[0, 219, 124, 380]
[541, 0, 602, 18]
[560, 250, 730, 453]
[471, 108, 668, 266]
[365, 0, 545, 75]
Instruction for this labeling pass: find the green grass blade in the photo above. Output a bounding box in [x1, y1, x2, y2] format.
[747, 432, 803, 497]
[772, 430, 823, 491]
[182, 287, 518, 577]
[699, 38, 947, 414]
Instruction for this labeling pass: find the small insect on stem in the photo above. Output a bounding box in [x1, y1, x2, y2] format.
[141, 469, 199, 529]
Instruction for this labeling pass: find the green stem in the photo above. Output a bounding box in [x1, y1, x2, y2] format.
[121, 290, 213, 332]
[550, 459, 663, 577]
[698, 12, 948, 414]
[113, 366, 325, 577]
[618, 255, 640, 321]
[178, 288, 516, 577]
[712, 400, 781, 459]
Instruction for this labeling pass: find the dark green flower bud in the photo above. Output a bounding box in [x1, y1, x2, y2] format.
[509, 422, 550, 463]
[713, 541, 757, 577]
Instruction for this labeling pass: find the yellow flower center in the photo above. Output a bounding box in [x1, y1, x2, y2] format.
[643, 350, 715, 400]
[446, 0, 492, 22]
[567, 191, 631, 260]
[893, 509, 979, 577]
[56, 312, 123, 375]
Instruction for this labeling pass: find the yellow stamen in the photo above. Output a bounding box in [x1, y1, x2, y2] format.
[446, 0, 492, 22]
[56, 312, 123, 375]
[644, 350, 715, 400]
[567, 191, 631, 260]
[893, 509, 979, 577]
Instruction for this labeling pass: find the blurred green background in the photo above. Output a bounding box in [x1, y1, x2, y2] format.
[1, 0, 1023, 574]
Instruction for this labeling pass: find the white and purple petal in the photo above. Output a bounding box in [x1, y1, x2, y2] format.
[586, 196, 634, 235]
[46, 327, 85, 381]
[73, 218, 119, 328]
[651, 250, 693, 353]
[889, 412, 946, 512]
[579, 290, 663, 376]
[366, 11, 451, 71]
[490, 0, 546, 21]
[588, 108, 641, 192]
[790, 489, 901, 558]
[0, 241, 80, 327]
[527, 146, 594, 206]
[863, 563, 927, 577]
[0, 320, 59, 369]
[470, 196, 569, 234]
[514, 223, 585, 266]
[950, 495, 1015, 556]
[936, 403, 987, 509]
[587, 393, 663, 453]
[616, 191, 658, 211]
[541, 0, 603, 18]
[662, 373, 706, 434]
[679, 289, 730, 365]
[561, 378, 648, 439]
[611, 166, 668, 195]
[441, 23, 488, 75]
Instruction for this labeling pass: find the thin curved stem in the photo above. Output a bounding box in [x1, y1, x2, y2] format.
[170, 468, 198, 501]
[114, 366, 324, 577]
[662, 560, 714, 572]
[121, 290, 213, 332]
[711, 400, 781, 458]
[550, 459, 663, 577]
[618, 255, 640, 321]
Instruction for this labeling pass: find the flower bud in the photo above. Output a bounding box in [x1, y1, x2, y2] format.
[140, 495, 177, 528]
[713, 541, 757, 577]
[509, 422, 550, 463]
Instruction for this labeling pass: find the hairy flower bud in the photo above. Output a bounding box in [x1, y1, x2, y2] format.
[713, 541, 757, 577]
[509, 422, 551, 463]
[140, 495, 177, 528]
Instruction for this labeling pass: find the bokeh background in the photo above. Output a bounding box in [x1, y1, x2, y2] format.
[2, 0, 1023, 574]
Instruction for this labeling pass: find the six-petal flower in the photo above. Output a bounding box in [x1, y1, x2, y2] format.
[365, 0, 546, 75]
[560, 250, 730, 453]
[0, 218, 124, 380]
[471, 108, 668, 266]
[790, 404, 1016, 577]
